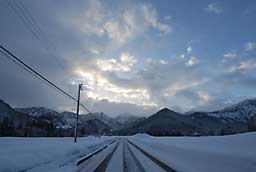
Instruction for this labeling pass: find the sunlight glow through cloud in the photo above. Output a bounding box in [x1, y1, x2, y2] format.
[74, 68, 158, 108]
[96, 53, 137, 72]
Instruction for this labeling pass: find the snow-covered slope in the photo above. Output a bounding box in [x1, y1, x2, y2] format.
[207, 99, 256, 122]
[130, 132, 256, 172]
[15, 107, 59, 117]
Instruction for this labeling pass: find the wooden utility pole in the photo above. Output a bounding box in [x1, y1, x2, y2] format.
[74, 83, 83, 143]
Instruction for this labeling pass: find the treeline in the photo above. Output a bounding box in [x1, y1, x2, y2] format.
[0, 116, 73, 137]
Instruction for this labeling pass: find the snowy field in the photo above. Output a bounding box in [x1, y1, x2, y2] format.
[0, 132, 256, 172]
[0, 136, 114, 172]
[130, 132, 256, 172]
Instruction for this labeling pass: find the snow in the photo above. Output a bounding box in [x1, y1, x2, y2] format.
[130, 132, 256, 172]
[127, 140, 165, 172]
[0, 136, 114, 172]
[77, 141, 118, 172]
[106, 139, 123, 172]
[1, 132, 256, 172]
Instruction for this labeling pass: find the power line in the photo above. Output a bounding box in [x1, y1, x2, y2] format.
[0, 48, 57, 92]
[0, 45, 92, 113]
[7, 0, 66, 70]
[16, 0, 57, 51]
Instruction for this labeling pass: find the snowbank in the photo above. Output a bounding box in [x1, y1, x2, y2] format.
[132, 133, 152, 139]
[130, 132, 256, 172]
[0, 136, 113, 172]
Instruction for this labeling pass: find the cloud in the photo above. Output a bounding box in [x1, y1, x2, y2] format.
[142, 4, 171, 33]
[75, 0, 106, 36]
[187, 46, 192, 53]
[227, 59, 256, 73]
[164, 15, 171, 20]
[103, 3, 171, 44]
[186, 56, 199, 67]
[134, 58, 208, 111]
[73, 68, 158, 111]
[84, 98, 157, 116]
[205, 3, 223, 14]
[180, 54, 185, 59]
[223, 52, 237, 59]
[244, 41, 256, 51]
[96, 53, 137, 72]
[74, 1, 171, 45]
[160, 80, 211, 112]
[90, 48, 100, 55]
[197, 91, 211, 105]
[103, 10, 138, 45]
[222, 51, 237, 63]
[159, 59, 168, 64]
[3, 0, 256, 117]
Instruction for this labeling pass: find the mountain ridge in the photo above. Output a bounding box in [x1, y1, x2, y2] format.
[1, 98, 256, 136]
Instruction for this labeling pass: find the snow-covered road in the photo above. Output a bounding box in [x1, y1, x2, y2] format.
[77, 138, 176, 172]
[77, 132, 256, 172]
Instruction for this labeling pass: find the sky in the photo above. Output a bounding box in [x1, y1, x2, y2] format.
[0, 0, 256, 117]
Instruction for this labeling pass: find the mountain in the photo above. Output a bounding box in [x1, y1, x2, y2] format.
[0, 100, 59, 136]
[15, 107, 59, 117]
[2, 97, 256, 137]
[15, 107, 67, 129]
[119, 108, 248, 136]
[82, 112, 122, 130]
[59, 111, 76, 127]
[114, 113, 142, 125]
[11, 105, 124, 136]
[118, 108, 193, 135]
[204, 99, 256, 122]
[1, 100, 115, 136]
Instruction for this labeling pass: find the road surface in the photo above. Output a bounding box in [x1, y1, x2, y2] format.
[76, 138, 176, 172]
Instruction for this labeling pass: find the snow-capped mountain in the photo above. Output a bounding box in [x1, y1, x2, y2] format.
[0, 100, 64, 136]
[205, 99, 256, 122]
[15, 107, 59, 117]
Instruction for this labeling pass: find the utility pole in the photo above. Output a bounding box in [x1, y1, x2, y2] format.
[74, 83, 83, 143]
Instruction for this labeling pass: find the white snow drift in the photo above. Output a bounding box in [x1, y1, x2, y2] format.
[0, 136, 113, 172]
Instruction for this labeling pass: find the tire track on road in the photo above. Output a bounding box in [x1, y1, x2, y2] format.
[126, 139, 177, 172]
[93, 140, 119, 172]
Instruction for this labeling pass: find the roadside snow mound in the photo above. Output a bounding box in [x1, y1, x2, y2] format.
[0, 136, 113, 172]
[132, 133, 152, 138]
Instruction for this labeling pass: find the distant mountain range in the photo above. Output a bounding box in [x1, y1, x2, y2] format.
[0, 98, 256, 136]
[0, 99, 142, 137]
[119, 99, 256, 136]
